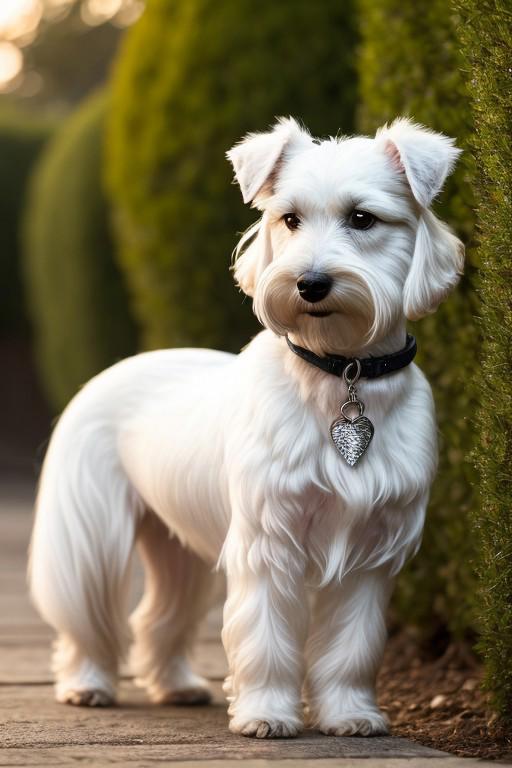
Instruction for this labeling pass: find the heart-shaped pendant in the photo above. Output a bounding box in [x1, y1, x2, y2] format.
[330, 414, 374, 467]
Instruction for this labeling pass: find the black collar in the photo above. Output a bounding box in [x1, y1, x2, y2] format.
[286, 334, 417, 379]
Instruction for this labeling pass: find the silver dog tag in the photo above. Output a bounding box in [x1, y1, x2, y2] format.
[330, 408, 374, 466]
[330, 360, 374, 467]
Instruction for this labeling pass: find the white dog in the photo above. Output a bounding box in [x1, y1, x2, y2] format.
[29, 117, 463, 739]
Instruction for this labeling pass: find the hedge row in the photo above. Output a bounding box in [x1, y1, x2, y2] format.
[106, 0, 359, 353]
[357, 0, 479, 639]
[458, 0, 512, 720]
[0, 107, 54, 338]
[23, 91, 137, 410]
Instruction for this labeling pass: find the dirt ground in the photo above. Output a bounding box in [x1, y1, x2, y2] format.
[378, 629, 512, 760]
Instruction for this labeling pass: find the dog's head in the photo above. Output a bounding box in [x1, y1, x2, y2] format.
[227, 117, 464, 355]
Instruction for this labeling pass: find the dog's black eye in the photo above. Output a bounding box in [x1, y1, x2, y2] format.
[283, 213, 301, 231]
[348, 210, 376, 230]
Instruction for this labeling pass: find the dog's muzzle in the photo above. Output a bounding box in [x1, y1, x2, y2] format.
[297, 272, 332, 303]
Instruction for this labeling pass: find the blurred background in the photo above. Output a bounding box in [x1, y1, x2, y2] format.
[0, 0, 510, 736]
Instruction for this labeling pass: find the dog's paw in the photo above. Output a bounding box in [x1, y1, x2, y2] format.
[157, 685, 212, 706]
[320, 712, 389, 737]
[58, 688, 115, 707]
[231, 718, 301, 739]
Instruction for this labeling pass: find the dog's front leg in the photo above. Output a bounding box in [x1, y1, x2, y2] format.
[222, 527, 308, 739]
[305, 567, 392, 736]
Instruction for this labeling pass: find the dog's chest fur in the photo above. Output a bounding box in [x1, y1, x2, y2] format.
[121, 331, 437, 581]
[222, 332, 437, 580]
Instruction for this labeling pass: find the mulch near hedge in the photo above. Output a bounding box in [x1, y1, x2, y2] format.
[378, 629, 512, 760]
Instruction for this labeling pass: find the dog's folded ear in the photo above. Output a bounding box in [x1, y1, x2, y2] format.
[376, 118, 462, 209]
[376, 118, 465, 319]
[402, 210, 465, 320]
[227, 117, 312, 205]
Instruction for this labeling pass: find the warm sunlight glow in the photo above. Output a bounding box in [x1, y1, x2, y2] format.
[0, 41, 23, 89]
[81, 0, 123, 26]
[0, 0, 43, 42]
[45, 0, 75, 7]
[113, 0, 144, 27]
[43, 0, 75, 22]
[0, 0, 145, 89]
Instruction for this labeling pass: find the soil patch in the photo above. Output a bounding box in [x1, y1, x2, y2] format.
[378, 629, 511, 760]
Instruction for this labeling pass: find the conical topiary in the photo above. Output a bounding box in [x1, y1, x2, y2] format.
[106, 0, 358, 352]
[23, 91, 137, 410]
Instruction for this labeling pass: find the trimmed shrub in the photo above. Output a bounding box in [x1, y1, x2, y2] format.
[106, 0, 358, 352]
[23, 91, 137, 411]
[357, 0, 479, 638]
[458, 0, 512, 719]
[0, 107, 54, 338]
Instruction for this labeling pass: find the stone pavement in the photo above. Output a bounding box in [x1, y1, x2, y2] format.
[0, 485, 494, 766]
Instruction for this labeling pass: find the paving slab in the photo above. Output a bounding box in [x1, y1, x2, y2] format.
[0, 757, 496, 768]
[0, 680, 449, 757]
[0, 485, 492, 765]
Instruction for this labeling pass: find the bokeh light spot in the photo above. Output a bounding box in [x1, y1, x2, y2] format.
[80, 0, 123, 26]
[0, 41, 23, 90]
[0, 0, 43, 42]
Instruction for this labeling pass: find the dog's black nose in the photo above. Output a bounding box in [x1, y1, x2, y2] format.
[297, 272, 332, 303]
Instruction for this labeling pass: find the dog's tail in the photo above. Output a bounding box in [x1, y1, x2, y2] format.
[28, 390, 143, 690]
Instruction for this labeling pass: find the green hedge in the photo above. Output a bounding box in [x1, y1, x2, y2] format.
[23, 91, 137, 411]
[459, 0, 512, 720]
[106, 0, 358, 352]
[357, 0, 478, 639]
[0, 107, 54, 338]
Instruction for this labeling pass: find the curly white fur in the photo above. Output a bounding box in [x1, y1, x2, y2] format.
[29, 117, 463, 738]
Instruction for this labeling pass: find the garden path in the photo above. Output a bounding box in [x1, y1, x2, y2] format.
[0, 484, 492, 767]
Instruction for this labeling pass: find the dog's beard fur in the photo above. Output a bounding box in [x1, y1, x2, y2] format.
[254, 259, 402, 356]
[242, 216, 410, 356]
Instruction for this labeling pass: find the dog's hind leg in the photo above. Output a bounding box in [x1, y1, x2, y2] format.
[28, 422, 142, 706]
[130, 511, 213, 704]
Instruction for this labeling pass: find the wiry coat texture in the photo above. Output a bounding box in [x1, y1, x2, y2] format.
[29, 117, 463, 738]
